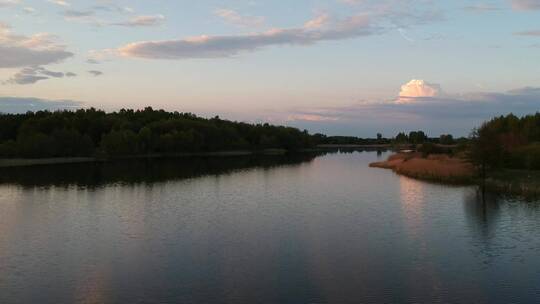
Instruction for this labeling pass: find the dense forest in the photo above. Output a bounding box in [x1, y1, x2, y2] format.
[470, 113, 540, 171]
[0, 108, 315, 158]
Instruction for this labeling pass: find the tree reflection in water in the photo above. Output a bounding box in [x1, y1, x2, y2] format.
[0, 153, 325, 188]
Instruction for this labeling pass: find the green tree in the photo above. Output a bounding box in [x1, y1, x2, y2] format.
[439, 134, 454, 145]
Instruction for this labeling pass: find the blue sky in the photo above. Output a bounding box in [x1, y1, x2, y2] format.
[0, 0, 539, 136]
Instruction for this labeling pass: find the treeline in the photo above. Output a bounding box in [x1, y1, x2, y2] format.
[316, 131, 463, 146]
[313, 133, 391, 145]
[0, 108, 315, 158]
[470, 113, 540, 171]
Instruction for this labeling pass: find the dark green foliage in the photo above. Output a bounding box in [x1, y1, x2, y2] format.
[408, 131, 427, 144]
[315, 134, 391, 145]
[439, 134, 454, 145]
[395, 132, 408, 143]
[418, 142, 443, 157]
[508, 143, 540, 170]
[0, 107, 316, 158]
[100, 130, 138, 156]
[469, 113, 540, 171]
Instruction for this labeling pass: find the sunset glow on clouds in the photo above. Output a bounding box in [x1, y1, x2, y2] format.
[397, 79, 443, 103]
[283, 80, 540, 136]
[117, 13, 373, 60]
[0, 0, 539, 136]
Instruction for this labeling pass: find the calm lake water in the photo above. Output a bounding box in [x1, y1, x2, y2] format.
[1, 151, 540, 304]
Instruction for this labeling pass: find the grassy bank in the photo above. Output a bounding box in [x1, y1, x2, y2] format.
[370, 153, 476, 184]
[483, 169, 540, 197]
[370, 153, 540, 196]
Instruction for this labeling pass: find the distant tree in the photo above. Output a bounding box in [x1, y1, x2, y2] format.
[439, 134, 454, 145]
[395, 132, 408, 143]
[408, 131, 427, 144]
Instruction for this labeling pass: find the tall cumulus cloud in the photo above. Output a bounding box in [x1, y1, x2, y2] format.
[284, 80, 540, 136]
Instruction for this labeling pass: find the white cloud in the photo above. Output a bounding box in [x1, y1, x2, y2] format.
[283, 83, 540, 136]
[398, 79, 443, 102]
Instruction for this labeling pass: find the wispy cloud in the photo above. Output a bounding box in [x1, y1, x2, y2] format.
[112, 15, 165, 27]
[100, 0, 442, 61]
[214, 9, 265, 27]
[48, 0, 69, 7]
[4, 66, 74, 85]
[514, 30, 540, 36]
[116, 13, 374, 60]
[510, 0, 540, 10]
[0, 0, 19, 8]
[63, 9, 94, 19]
[61, 3, 141, 26]
[463, 4, 500, 12]
[88, 70, 103, 77]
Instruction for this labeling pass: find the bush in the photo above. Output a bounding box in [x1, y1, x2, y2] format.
[508, 143, 540, 170]
[0, 140, 17, 158]
[418, 142, 446, 157]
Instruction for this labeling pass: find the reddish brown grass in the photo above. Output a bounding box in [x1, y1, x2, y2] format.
[370, 153, 476, 182]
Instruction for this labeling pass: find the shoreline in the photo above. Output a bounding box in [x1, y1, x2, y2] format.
[0, 144, 396, 168]
[369, 152, 476, 184]
[0, 149, 319, 168]
[317, 144, 392, 149]
[370, 153, 540, 197]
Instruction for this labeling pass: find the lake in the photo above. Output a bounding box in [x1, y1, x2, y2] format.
[1, 151, 539, 304]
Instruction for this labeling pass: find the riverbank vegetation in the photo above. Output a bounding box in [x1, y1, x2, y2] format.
[371, 113, 540, 196]
[370, 153, 476, 184]
[469, 113, 540, 172]
[469, 113, 540, 196]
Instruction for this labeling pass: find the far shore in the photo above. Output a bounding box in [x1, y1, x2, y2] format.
[0, 149, 312, 168]
[317, 144, 392, 149]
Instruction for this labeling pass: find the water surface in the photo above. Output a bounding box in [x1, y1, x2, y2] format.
[1, 152, 539, 303]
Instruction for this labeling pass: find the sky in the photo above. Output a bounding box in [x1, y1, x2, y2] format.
[0, 0, 539, 137]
